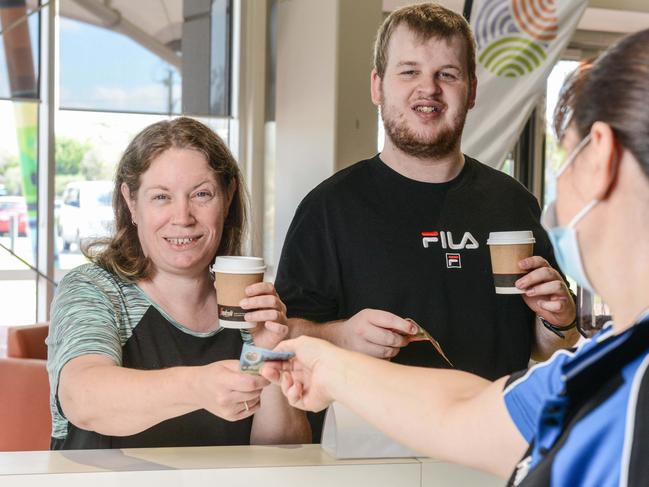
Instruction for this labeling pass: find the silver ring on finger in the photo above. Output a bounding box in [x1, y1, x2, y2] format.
[244, 400, 249, 412]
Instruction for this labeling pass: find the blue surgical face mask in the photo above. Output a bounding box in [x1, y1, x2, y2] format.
[541, 134, 597, 293]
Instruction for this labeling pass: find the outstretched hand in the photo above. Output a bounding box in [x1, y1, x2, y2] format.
[261, 336, 342, 412]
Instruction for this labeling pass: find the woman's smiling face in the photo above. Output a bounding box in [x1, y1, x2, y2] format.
[123, 147, 232, 278]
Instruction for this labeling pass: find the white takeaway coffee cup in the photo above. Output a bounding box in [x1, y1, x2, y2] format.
[486, 231, 535, 294]
[212, 256, 266, 329]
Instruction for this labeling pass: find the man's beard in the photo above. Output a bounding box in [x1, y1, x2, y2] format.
[381, 102, 468, 159]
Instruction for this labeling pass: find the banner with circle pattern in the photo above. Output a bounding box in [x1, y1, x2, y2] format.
[462, 0, 587, 169]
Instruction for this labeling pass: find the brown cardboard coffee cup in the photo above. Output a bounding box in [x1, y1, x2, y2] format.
[212, 256, 266, 329]
[487, 231, 535, 294]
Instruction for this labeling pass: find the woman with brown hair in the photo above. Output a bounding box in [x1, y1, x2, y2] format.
[47, 117, 309, 449]
[264, 28, 649, 486]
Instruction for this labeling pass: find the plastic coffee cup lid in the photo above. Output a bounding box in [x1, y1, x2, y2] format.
[487, 231, 535, 245]
[212, 256, 266, 274]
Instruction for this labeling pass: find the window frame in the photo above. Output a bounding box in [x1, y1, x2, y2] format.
[1, 0, 240, 323]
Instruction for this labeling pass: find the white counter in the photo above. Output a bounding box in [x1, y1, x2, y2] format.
[0, 445, 503, 486]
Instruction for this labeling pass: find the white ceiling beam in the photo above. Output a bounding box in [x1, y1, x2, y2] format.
[578, 7, 649, 34]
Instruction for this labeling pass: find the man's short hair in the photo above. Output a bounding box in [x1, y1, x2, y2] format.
[373, 2, 476, 81]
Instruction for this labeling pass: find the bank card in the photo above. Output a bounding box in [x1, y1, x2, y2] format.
[240, 329, 254, 344]
[239, 342, 295, 375]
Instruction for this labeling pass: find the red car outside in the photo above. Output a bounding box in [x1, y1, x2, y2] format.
[0, 196, 28, 236]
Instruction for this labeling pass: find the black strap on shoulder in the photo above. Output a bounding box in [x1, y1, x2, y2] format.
[517, 373, 625, 487]
[504, 368, 528, 389]
[506, 442, 534, 487]
[627, 362, 649, 486]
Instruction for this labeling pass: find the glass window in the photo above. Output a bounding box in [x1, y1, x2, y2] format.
[210, 0, 232, 115]
[0, 2, 40, 331]
[0, 2, 39, 100]
[543, 60, 579, 205]
[1, 0, 235, 331]
[59, 11, 182, 114]
[501, 152, 515, 177]
[0, 100, 38, 327]
[59, 0, 233, 116]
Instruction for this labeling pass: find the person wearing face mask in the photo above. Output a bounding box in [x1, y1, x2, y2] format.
[263, 28, 649, 486]
[542, 134, 596, 294]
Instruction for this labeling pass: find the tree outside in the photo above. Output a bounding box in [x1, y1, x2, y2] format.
[1, 137, 113, 197]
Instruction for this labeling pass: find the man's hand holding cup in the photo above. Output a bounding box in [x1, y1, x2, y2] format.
[515, 255, 576, 327]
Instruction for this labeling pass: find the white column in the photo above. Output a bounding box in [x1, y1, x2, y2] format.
[37, 0, 58, 321]
[273, 0, 382, 269]
[236, 0, 268, 257]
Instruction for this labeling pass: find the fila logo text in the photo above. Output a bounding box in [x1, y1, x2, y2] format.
[421, 231, 479, 250]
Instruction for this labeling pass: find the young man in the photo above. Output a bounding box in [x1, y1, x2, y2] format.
[275, 3, 578, 438]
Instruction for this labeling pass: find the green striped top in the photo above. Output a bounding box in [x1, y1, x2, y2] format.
[46, 263, 226, 443]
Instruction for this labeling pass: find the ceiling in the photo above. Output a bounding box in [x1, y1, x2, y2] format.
[26, 0, 182, 67]
[383, 0, 649, 33]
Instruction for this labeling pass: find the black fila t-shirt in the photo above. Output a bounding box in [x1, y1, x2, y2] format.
[276, 154, 558, 379]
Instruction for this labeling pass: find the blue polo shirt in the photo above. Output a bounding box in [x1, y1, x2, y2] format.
[503, 311, 649, 486]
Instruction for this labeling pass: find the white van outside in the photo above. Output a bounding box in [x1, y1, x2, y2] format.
[58, 181, 114, 251]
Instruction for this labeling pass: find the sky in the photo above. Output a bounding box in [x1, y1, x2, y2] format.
[57, 17, 181, 113]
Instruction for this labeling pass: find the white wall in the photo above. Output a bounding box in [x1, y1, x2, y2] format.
[274, 0, 337, 269]
[273, 0, 382, 268]
[336, 0, 382, 171]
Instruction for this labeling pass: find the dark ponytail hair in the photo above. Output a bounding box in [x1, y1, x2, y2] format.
[573, 29, 649, 177]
